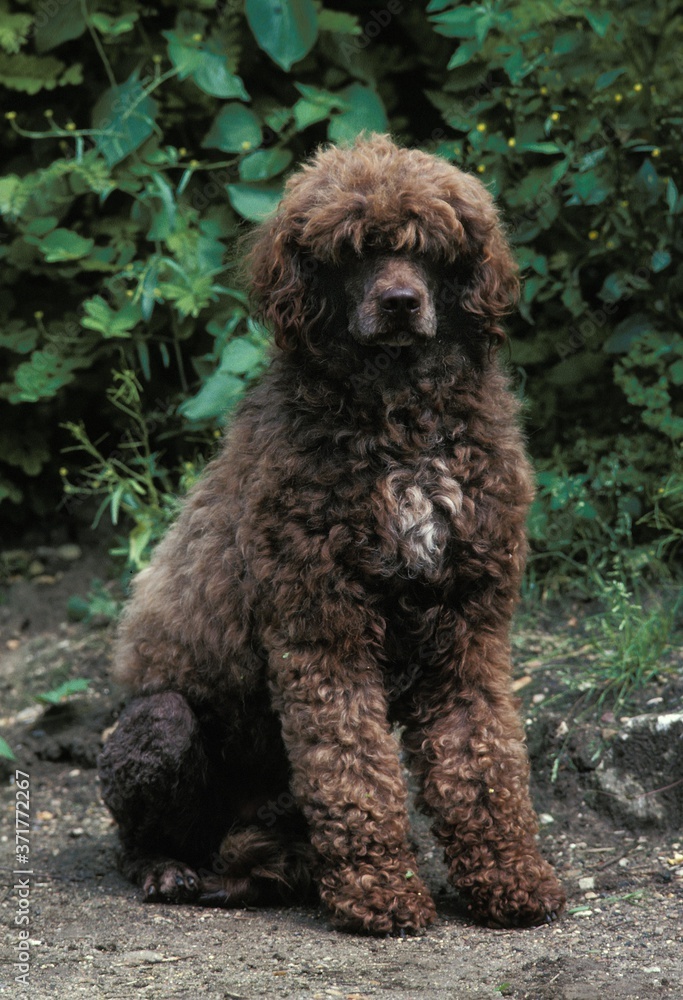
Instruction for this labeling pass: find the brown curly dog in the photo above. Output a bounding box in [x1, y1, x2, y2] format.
[99, 134, 565, 935]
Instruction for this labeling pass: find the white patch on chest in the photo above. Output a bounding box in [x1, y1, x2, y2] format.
[377, 459, 463, 578]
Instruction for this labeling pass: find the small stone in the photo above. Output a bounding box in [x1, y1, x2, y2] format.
[539, 813, 555, 826]
[121, 950, 166, 965]
[28, 559, 46, 576]
[584, 891, 599, 900]
[57, 543, 82, 562]
[575, 908, 592, 917]
[532, 693, 545, 704]
[6, 638, 20, 651]
[16, 705, 42, 725]
[578, 876, 595, 891]
[70, 827, 85, 838]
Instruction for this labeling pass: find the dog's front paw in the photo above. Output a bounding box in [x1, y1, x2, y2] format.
[321, 862, 436, 936]
[457, 858, 566, 928]
[141, 859, 201, 904]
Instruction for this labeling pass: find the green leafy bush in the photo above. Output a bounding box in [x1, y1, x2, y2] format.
[0, 0, 680, 589]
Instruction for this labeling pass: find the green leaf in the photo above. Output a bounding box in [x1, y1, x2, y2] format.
[515, 141, 562, 155]
[595, 67, 626, 90]
[34, 0, 86, 53]
[194, 54, 249, 99]
[31, 228, 94, 262]
[447, 39, 480, 70]
[0, 174, 21, 215]
[81, 296, 142, 338]
[651, 249, 671, 273]
[164, 30, 249, 99]
[666, 178, 680, 214]
[328, 84, 388, 143]
[219, 337, 263, 374]
[0, 51, 77, 93]
[0, 320, 38, 355]
[566, 170, 610, 206]
[226, 182, 283, 221]
[585, 11, 611, 37]
[634, 159, 660, 207]
[0, 9, 32, 54]
[239, 148, 292, 181]
[430, 6, 491, 39]
[317, 10, 360, 34]
[0, 737, 15, 761]
[5, 350, 87, 402]
[157, 273, 223, 317]
[92, 76, 159, 168]
[245, 0, 318, 71]
[604, 314, 651, 354]
[89, 11, 139, 36]
[179, 370, 246, 422]
[36, 678, 89, 705]
[203, 103, 262, 153]
[293, 82, 347, 130]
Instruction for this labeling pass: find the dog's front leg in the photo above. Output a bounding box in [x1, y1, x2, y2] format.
[404, 630, 566, 927]
[267, 641, 436, 935]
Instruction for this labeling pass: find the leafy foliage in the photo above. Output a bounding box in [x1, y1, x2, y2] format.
[0, 0, 680, 588]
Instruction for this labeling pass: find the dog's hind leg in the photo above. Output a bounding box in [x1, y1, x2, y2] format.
[98, 691, 215, 903]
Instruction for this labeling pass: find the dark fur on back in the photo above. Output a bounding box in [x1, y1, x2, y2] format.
[99, 134, 565, 934]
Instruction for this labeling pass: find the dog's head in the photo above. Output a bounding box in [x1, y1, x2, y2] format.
[246, 134, 518, 355]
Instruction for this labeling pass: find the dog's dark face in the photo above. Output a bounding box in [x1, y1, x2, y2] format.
[311, 250, 475, 360]
[342, 253, 438, 348]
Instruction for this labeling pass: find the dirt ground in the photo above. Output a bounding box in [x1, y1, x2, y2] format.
[1, 544, 682, 1000]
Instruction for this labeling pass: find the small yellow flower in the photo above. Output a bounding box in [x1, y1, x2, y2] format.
[5, 110, 17, 120]
[152, 54, 162, 63]
[614, 93, 623, 103]
[213, 429, 221, 438]
[606, 239, 615, 249]
[476, 122, 487, 132]
[192, 33, 203, 42]
[65, 122, 77, 131]
[652, 147, 661, 157]
[507, 137, 516, 148]
[44, 109, 54, 118]
[633, 82, 643, 92]
[125, 262, 134, 271]
[588, 230, 599, 240]
[540, 86, 549, 96]
[59, 467, 68, 477]
[476, 164, 486, 173]
[241, 140, 252, 150]
[125, 290, 134, 298]
[189, 159, 200, 168]
[178, 146, 187, 156]
[550, 112, 560, 122]
[34, 310, 44, 320]
[620, 199, 629, 208]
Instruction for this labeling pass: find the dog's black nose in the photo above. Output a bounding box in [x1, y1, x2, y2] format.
[379, 287, 421, 315]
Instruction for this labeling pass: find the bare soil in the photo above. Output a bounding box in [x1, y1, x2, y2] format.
[1, 546, 682, 1000]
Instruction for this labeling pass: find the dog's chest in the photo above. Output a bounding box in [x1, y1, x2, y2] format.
[371, 457, 463, 580]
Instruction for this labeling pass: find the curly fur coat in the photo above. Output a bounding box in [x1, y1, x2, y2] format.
[99, 134, 565, 935]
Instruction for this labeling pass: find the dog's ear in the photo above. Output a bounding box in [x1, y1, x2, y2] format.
[442, 178, 519, 346]
[460, 222, 519, 347]
[246, 218, 317, 351]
